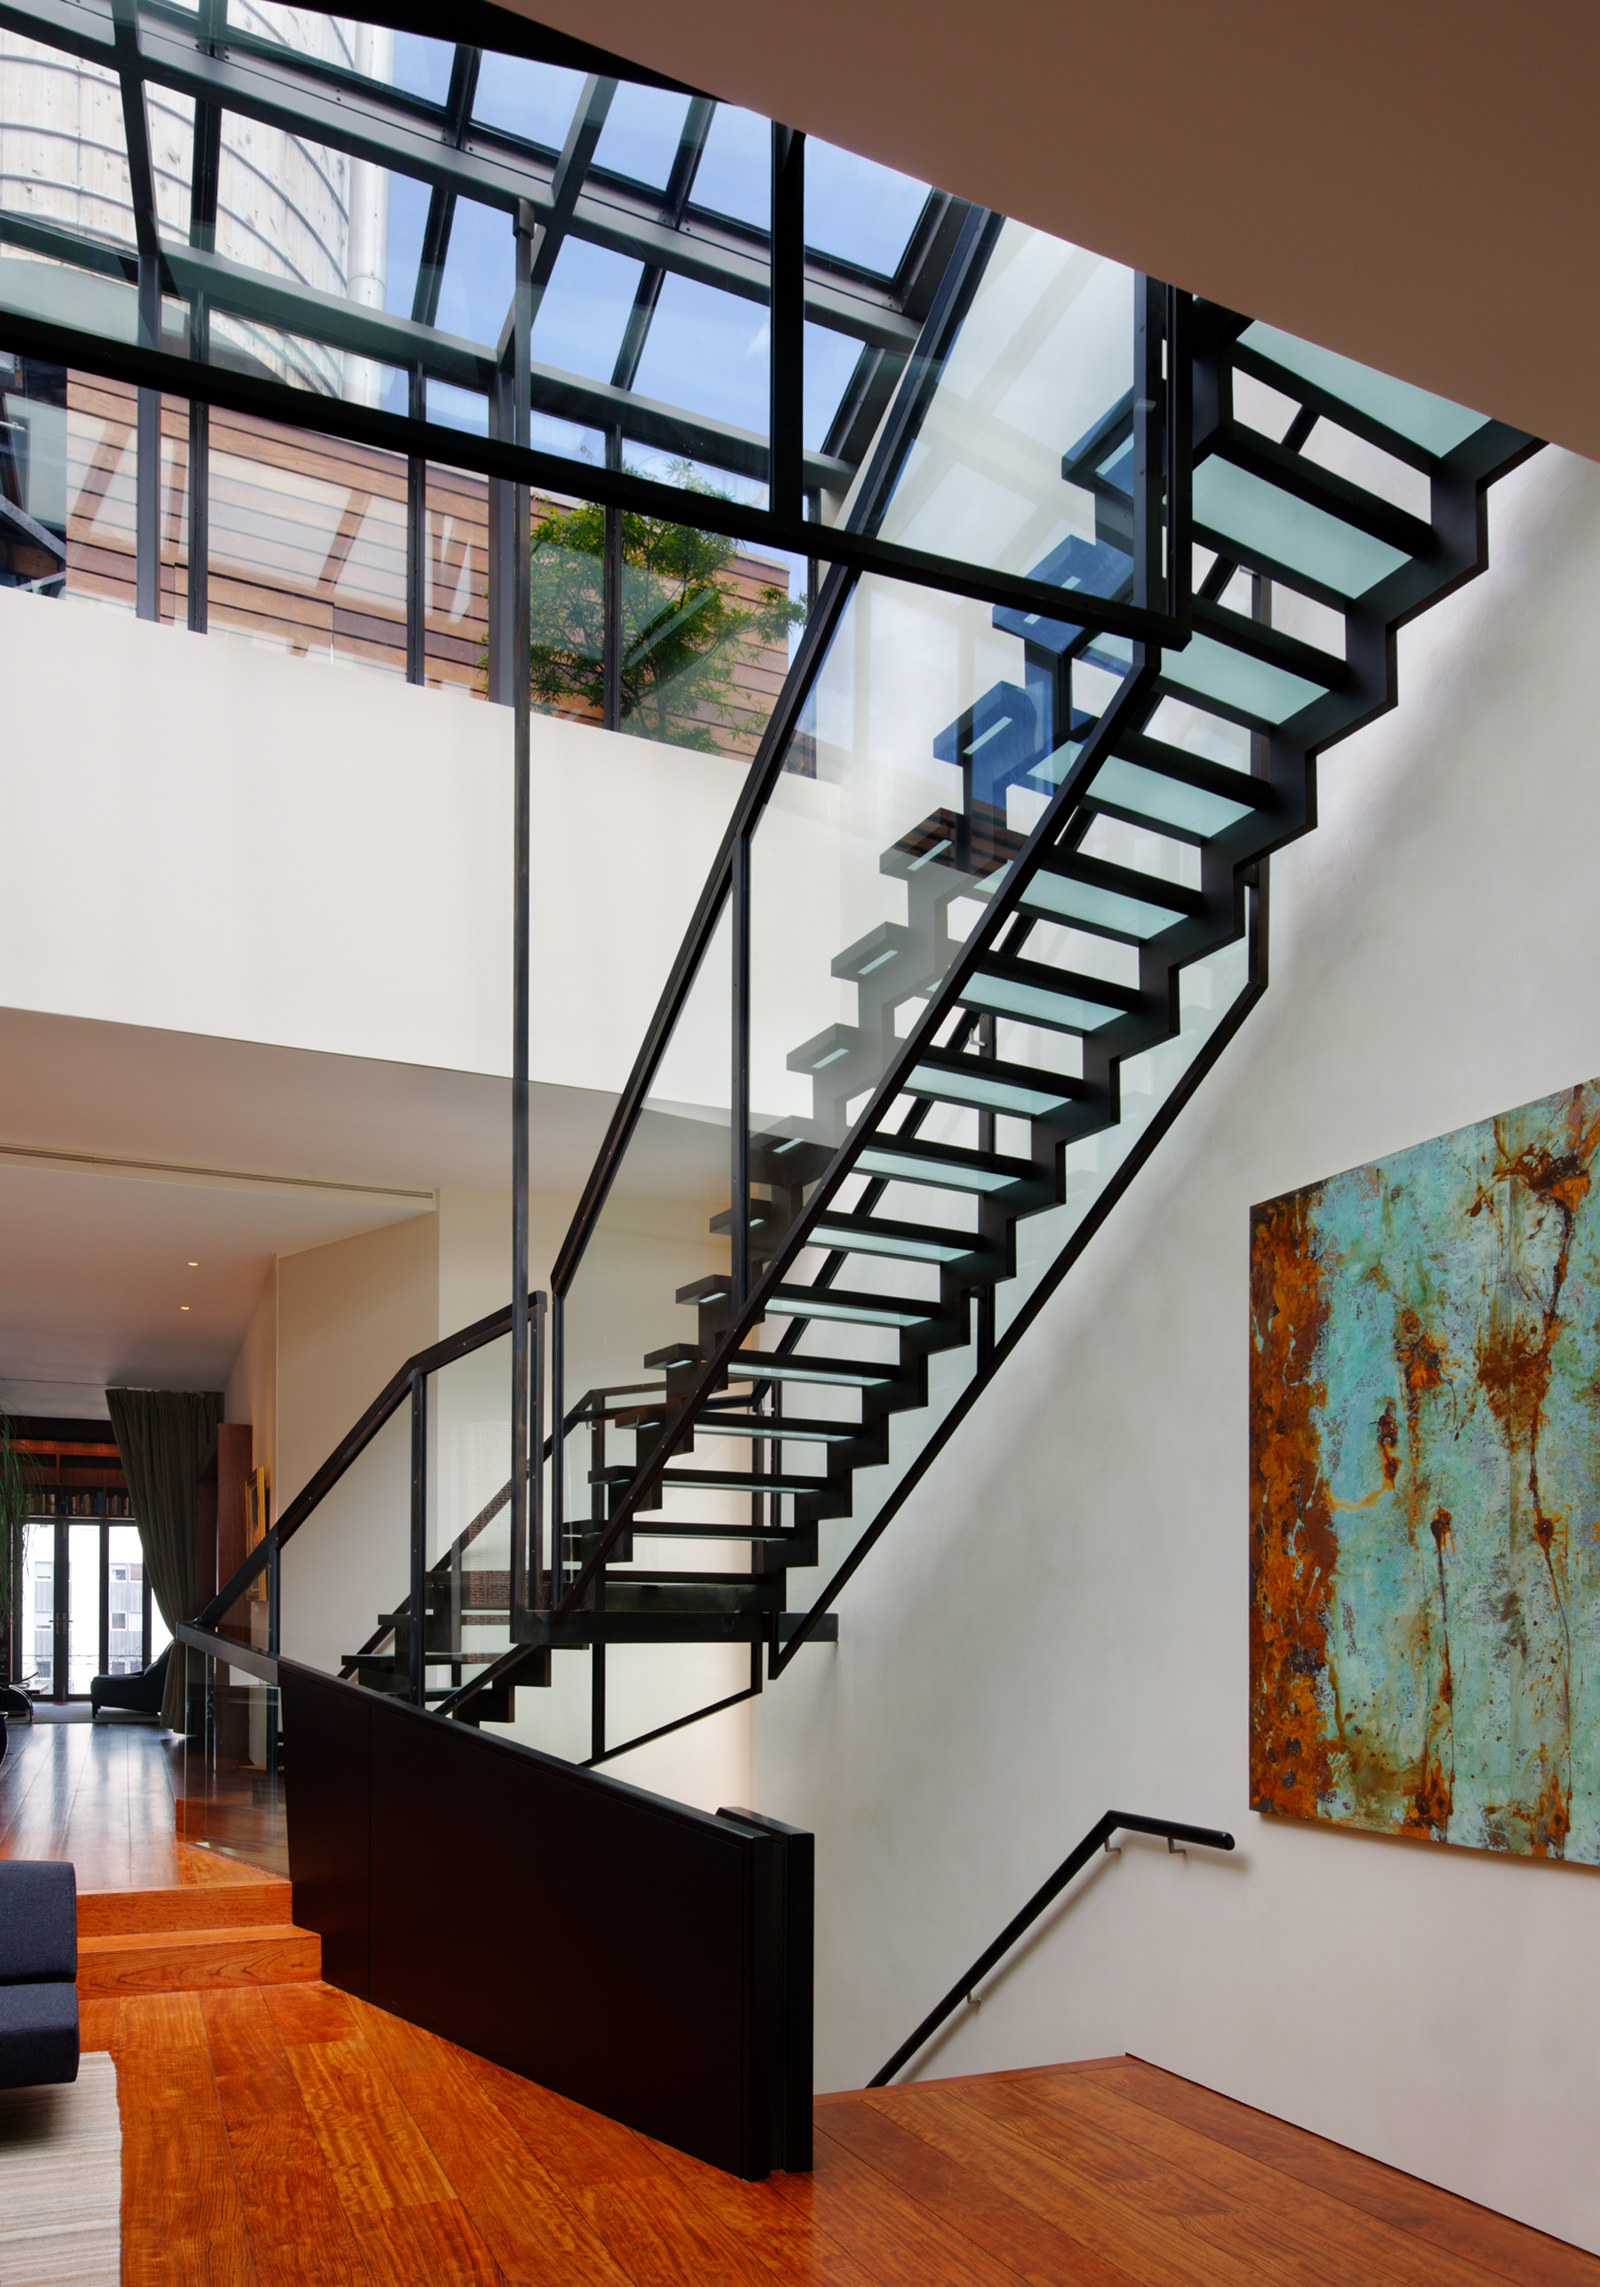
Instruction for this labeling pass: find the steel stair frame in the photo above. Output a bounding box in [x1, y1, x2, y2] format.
[434, 303, 1538, 1730]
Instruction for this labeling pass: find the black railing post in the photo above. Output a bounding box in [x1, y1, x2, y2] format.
[509, 196, 535, 1637]
[408, 1370, 427, 1707]
[731, 830, 752, 1309]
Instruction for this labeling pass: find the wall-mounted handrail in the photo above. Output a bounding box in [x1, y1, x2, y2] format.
[869, 1810, 1235, 2088]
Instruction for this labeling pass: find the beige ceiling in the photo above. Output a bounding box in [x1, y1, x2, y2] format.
[490, 0, 1600, 462]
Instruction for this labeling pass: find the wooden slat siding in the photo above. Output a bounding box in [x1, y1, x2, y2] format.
[262, 1984, 504, 2287]
[1090, 2059, 1600, 2287]
[57, 374, 795, 750]
[120, 1989, 259, 2287]
[201, 1987, 378, 2287]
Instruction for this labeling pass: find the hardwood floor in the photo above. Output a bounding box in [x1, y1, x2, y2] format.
[79, 1990, 1600, 2287]
[0, 1715, 188, 1889]
[10, 1717, 1598, 2283]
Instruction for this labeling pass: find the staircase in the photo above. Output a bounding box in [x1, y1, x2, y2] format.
[304, 295, 1532, 1760]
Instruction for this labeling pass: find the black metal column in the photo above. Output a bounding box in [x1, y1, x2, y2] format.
[730, 833, 751, 1309]
[509, 200, 535, 1634]
[408, 1371, 427, 1707]
[769, 125, 805, 526]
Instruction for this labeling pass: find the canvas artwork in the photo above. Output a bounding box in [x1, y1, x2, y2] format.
[1250, 1081, 1600, 1861]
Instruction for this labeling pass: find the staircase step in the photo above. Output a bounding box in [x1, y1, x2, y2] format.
[1085, 737, 1273, 845]
[961, 954, 1145, 1035]
[78, 1883, 293, 1938]
[904, 1049, 1088, 1120]
[856, 1133, 1049, 1200]
[685, 1413, 863, 1444]
[1194, 442, 1422, 602]
[593, 1464, 830, 1497]
[809, 1212, 1004, 1272]
[728, 1351, 904, 1389]
[767, 1285, 942, 1328]
[1022, 852, 1207, 941]
[1231, 318, 1489, 464]
[77, 1922, 320, 2000]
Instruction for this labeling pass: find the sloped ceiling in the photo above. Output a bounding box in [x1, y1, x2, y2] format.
[487, 0, 1600, 462]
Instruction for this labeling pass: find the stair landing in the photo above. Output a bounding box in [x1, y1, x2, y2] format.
[85, 1993, 1600, 2285]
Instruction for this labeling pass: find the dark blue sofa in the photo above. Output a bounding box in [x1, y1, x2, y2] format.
[0, 1862, 80, 2088]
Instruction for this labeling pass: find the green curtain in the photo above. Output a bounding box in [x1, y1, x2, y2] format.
[106, 1388, 223, 1732]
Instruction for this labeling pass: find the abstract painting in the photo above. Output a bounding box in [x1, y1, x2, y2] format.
[1250, 1082, 1600, 1861]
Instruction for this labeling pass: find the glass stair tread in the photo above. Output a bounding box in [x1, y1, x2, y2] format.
[766, 1285, 943, 1327]
[727, 1351, 906, 1388]
[904, 1049, 1089, 1120]
[855, 1133, 1049, 1198]
[807, 1211, 1004, 1269]
[683, 1413, 864, 1443]
[593, 1464, 830, 1495]
[1195, 439, 1427, 599]
[962, 954, 1144, 1035]
[1234, 320, 1488, 462]
[1021, 851, 1208, 940]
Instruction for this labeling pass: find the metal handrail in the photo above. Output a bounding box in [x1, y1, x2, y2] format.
[869, 1810, 1235, 2087]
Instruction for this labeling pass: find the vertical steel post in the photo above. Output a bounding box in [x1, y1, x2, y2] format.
[406, 369, 426, 684]
[731, 835, 752, 1309]
[510, 201, 535, 1641]
[602, 427, 623, 730]
[408, 1371, 427, 1707]
[548, 1293, 564, 1609]
[768, 125, 805, 525]
[1133, 274, 1163, 622]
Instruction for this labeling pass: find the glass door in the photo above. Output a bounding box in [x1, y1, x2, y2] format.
[18, 1512, 160, 1703]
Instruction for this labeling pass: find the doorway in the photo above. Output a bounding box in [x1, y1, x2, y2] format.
[19, 1518, 170, 1703]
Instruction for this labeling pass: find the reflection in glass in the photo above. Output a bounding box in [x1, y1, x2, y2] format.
[689, 104, 770, 228]
[805, 139, 929, 276]
[473, 53, 584, 150]
[592, 83, 693, 189]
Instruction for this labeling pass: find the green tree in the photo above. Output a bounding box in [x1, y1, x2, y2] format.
[527, 472, 805, 754]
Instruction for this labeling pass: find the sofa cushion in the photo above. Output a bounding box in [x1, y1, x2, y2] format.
[0, 1983, 80, 2090]
[0, 1862, 77, 1982]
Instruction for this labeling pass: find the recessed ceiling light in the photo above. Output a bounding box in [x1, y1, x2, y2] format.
[181, 1305, 190, 1312]
[188, 1260, 198, 1268]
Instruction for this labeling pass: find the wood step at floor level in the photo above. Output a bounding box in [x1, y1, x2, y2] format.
[77, 1919, 321, 2000]
[78, 1880, 295, 1937]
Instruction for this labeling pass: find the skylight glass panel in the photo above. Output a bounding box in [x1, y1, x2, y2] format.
[804, 324, 861, 450]
[592, 83, 693, 190]
[630, 275, 769, 435]
[473, 54, 584, 151]
[532, 412, 604, 465]
[383, 172, 428, 317]
[427, 379, 487, 435]
[531, 238, 644, 382]
[392, 32, 453, 107]
[688, 103, 769, 229]
[805, 140, 928, 274]
[434, 198, 513, 346]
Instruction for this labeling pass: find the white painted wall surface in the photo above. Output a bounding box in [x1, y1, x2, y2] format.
[751, 445, 1600, 2254]
[0, 591, 744, 1090]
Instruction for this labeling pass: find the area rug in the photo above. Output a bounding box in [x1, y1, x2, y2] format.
[0, 2053, 121, 2285]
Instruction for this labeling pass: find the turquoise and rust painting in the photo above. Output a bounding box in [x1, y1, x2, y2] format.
[1250, 1082, 1600, 1860]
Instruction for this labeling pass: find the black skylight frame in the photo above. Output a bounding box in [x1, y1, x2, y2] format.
[0, 0, 1192, 643]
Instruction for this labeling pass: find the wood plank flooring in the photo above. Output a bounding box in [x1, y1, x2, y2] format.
[81, 1990, 1600, 2287]
[11, 1716, 1598, 2283]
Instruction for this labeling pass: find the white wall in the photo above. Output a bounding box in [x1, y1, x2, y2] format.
[0, 591, 744, 1090]
[751, 444, 1600, 2254]
[224, 1261, 278, 1492]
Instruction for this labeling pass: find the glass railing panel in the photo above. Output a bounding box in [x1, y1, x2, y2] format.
[837, 223, 1148, 606]
[180, 1648, 287, 1879]
[427, 1331, 517, 1695]
[424, 458, 490, 695]
[206, 408, 408, 671]
[749, 572, 1119, 1171]
[278, 1399, 411, 1689]
[557, 893, 734, 1539]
